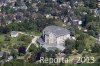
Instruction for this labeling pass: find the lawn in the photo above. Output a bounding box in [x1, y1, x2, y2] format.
[0, 34, 5, 42]
[84, 36, 96, 49]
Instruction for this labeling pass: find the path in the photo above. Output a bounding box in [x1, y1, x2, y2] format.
[26, 36, 39, 52]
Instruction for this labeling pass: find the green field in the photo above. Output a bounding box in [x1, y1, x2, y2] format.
[0, 34, 5, 42]
[84, 36, 96, 49]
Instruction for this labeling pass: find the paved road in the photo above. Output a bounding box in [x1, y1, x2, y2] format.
[26, 36, 39, 52]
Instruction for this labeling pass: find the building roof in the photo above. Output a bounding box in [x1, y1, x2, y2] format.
[41, 44, 65, 51]
[11, 31, 18, 35]
[97, 8, 100, 15]
[43, 25, 70, 37]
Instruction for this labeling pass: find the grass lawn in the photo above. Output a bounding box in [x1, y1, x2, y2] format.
[10, 35, 30, 47]
[84, 36, 96, 49]
[10, 37, 18, 43]
[0, 34, 5, 42]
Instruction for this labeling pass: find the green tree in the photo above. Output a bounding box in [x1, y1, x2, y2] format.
[10, 49, 18, 59]
[64, 39, 76, 55]
[89, 0, 98, 9]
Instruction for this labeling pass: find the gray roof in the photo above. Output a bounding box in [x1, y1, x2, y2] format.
[43, 25, 70, 37]
[11, 31, 18, 35]
[41, 44, 65, 51]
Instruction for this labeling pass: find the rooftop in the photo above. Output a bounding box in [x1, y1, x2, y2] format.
[43, 25, 70, 37]
[11, 31, 19, 35]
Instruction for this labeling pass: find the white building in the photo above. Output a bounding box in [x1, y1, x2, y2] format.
[37, 25, 70, 51]
[10, 31, 19, 37]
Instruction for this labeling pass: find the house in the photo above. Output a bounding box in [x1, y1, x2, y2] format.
[14, 12, 24, 22]
[10, 31, 19, 37]
[37, 25, 70, 51]
[13, 0, 27, 10]
[7, 0, 16, 3]
[98, 0, 100, 8]
[0, 0, 8, 7]
[32, 3, 38, 12]
[71, 16, 82, 26]
[97, 8, 100, 16]
[69, 16, 82, 30]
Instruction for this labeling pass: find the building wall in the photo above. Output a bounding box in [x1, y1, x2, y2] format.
[11, 34, 18, 37]
[44, 31, 70, 45]
[98, 2, 100, 8]
[45, 35, 49, 43]
[57, 34, 70, 45]
[44, 33, 56, 45]
[49, 33, 56, 45]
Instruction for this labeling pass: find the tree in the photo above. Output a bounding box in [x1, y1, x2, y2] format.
[4, 62, 13, 66]
[89, 0, 98, 9]
[4, 35, 11, 41]
[0, 27, 10, 34]
[91, 43, 100, 54]
[46, 51, 56, 58]
[18, 46, 26, 56]
[10, 49, 18, 59]
[76, 40, 85, 53]
[64, 39, 76, 55]
[86, 22, 99, 37]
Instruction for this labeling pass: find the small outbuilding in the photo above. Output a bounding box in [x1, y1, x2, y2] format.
[10, 31, 19, 37]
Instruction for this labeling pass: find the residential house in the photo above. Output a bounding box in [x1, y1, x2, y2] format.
[8, 0, 17, 7]
[13, 0, 27, 10]
[0, 0, 8, 7]
[98, 0, 100, 8]
[32, 3, 38, 12]
[7, 0, 16, 3]
[10, 31, 19, 37]
[37, 25, 70, 51]
[45, 14, 53, 19]
[70, 16, 82, 30]
[14, 12, 24, 22]
[97, 8, 100, 16]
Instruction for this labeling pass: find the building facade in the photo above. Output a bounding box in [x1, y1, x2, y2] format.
[37, 25, 70, 51]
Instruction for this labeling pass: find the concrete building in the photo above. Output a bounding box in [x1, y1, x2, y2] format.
[37, 25, 70, 51]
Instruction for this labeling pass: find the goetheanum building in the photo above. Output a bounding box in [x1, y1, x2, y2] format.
[37, 25, 70, 51]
